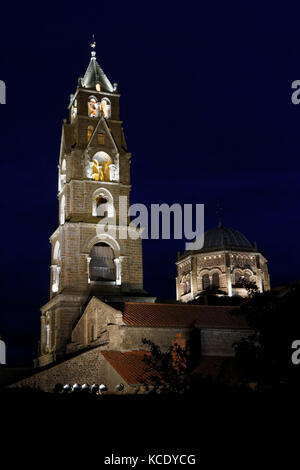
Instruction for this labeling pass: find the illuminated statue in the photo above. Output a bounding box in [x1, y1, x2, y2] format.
[100, 160, 111, 181]
[89, 98, 98, 117]
[91, 152, 112, 182]
[92, 159, 100, 181]
[100, 99, 110, 118]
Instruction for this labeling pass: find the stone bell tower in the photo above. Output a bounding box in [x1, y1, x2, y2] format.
[38, 39, 148, 367]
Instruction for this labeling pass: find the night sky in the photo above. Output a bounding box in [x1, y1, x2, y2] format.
[0, 1, 299, 365]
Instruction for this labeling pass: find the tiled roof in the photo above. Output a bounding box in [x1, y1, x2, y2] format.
[122, 303, 248, 329]
[101, 350, 157, 385]
[101, 351, 238, 385]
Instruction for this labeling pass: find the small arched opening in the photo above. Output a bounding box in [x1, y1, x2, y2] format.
[100, 97, 111, 118]
[212, 272, 220, 288]
[92, 187, 114, 218]
[53, 241, 60, 261]
[202, 273, 210, 290]
[58, 158, 66, 192]
[60, 195, 65, 225]
[88, 96, 98, 117]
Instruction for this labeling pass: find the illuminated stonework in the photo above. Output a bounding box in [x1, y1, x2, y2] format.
[92, 187, 114, 217]
[92, 151, 112, 181]
[87, 96, 111, 119]
[88, 97, 98, 117]
[38, 42, 145, 367]
[100, 98, 111, 118]
[176, 225, 270, 302]
[71, 100, 77, 122]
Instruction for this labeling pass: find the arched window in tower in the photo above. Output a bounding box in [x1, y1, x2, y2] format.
[92, 188, 114, 217]
[244, 272, 250, 283]
[53, 241, 61, 261]
[52, 241, 61, 293]
[46, 323, 50, 349]
[89, 242, 116, 282]
[92, 151, 112, 182]
[100, 98, 111, 118]
[51, 264, 61, 292]
[60, 195, 65, 225]
[95, 194, 108, 216]
[88, 96, 98, 117]
[87, 125, 94, 142]
[71, 99, 77, 122]
[202, 273, 210, 290]
[212, 272, 220, 288]
[59, 158, 66, 192]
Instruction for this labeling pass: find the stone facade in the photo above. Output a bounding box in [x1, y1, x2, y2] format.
[13, 346, 134, 394]
[176, 227, 271, 302]
[15, 48, 258, 392]
[14, 298, 251, 392]
[39, 50, 147, 367]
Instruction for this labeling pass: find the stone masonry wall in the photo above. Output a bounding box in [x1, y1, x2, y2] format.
[13, 347, 108, 393]
[201, 328, 249, 356]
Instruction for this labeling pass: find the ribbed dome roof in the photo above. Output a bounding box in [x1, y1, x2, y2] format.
[198, 225, 255, 253]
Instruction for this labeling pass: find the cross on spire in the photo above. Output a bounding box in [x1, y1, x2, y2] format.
[82, 37, 114, 92]
[91, 34, 96, 59]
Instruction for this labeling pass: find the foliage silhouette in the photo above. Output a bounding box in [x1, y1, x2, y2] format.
[233, 281, 300, 391]
[141, 338, 191, 394]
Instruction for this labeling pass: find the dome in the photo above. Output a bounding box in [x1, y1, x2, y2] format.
[197, 225, 255, 253]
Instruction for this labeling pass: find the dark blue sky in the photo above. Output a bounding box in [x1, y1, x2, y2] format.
[0, 1, 299, 364]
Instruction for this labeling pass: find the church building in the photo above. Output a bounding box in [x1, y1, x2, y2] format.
[176, 222, 270, 302]
[11, 43, 260, 393]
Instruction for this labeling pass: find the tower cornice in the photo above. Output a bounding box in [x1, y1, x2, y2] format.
[69, 87, 120, 109]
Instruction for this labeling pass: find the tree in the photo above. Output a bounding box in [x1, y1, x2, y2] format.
[235, 278, 258, 297]
[233, 282, 300, 391]
[141, 338, 191, 394]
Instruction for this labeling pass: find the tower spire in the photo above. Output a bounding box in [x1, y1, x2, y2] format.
[81, 36, 114, 92]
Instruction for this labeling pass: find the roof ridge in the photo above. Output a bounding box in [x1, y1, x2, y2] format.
[124, 302, 238, 308]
